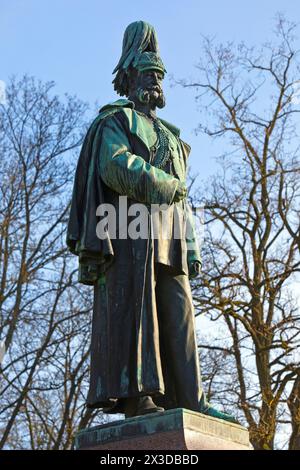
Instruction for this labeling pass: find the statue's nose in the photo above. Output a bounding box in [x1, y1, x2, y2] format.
[150, 76, 159, 87]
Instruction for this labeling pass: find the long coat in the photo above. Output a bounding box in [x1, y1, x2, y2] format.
[66, 99, 201, 412]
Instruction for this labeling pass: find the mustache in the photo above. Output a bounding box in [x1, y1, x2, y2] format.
[147, 85, 162, 93]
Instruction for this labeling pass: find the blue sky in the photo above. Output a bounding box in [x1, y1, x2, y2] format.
[1, 0, 300, 176]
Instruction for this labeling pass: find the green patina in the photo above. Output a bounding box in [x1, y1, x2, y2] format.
[67, 21, 237, 428]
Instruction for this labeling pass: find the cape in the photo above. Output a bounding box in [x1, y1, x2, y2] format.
[66, 98, 193, 285]
[67, 100, 134, 284]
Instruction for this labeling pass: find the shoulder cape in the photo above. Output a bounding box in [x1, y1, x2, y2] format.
[66, 99, 188, 284]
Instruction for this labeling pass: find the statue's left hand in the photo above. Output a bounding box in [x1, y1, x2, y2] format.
[188, 260, 201, 279]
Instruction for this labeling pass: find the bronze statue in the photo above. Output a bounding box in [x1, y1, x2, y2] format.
[67, 21, 236, 422]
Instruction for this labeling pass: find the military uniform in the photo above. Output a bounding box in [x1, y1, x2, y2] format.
[67, 26, 238, 422]
[78, 99, 204, 413]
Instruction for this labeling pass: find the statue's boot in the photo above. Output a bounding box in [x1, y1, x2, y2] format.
[124, 396, 165, 418]
[200, 401, 240, 424]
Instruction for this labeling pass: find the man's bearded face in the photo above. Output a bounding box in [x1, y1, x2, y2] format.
[134, 69, 166, 109]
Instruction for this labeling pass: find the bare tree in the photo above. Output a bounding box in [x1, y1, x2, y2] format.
[0, 76, 109, 449]
[183, 16, 300, 449]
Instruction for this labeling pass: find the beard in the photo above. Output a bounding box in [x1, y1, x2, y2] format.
[136, 86, 166, 109]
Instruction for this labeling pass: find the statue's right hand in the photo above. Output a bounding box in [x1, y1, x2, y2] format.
[173, 182, 187, 203]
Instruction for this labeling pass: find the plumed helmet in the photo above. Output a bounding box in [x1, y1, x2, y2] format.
[112, 21, 166, 96]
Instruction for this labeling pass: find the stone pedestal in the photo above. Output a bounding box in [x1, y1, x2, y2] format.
[74, 408, 252, 450]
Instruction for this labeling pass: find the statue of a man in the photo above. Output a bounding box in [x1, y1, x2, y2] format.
[67, 21, 236, 422]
